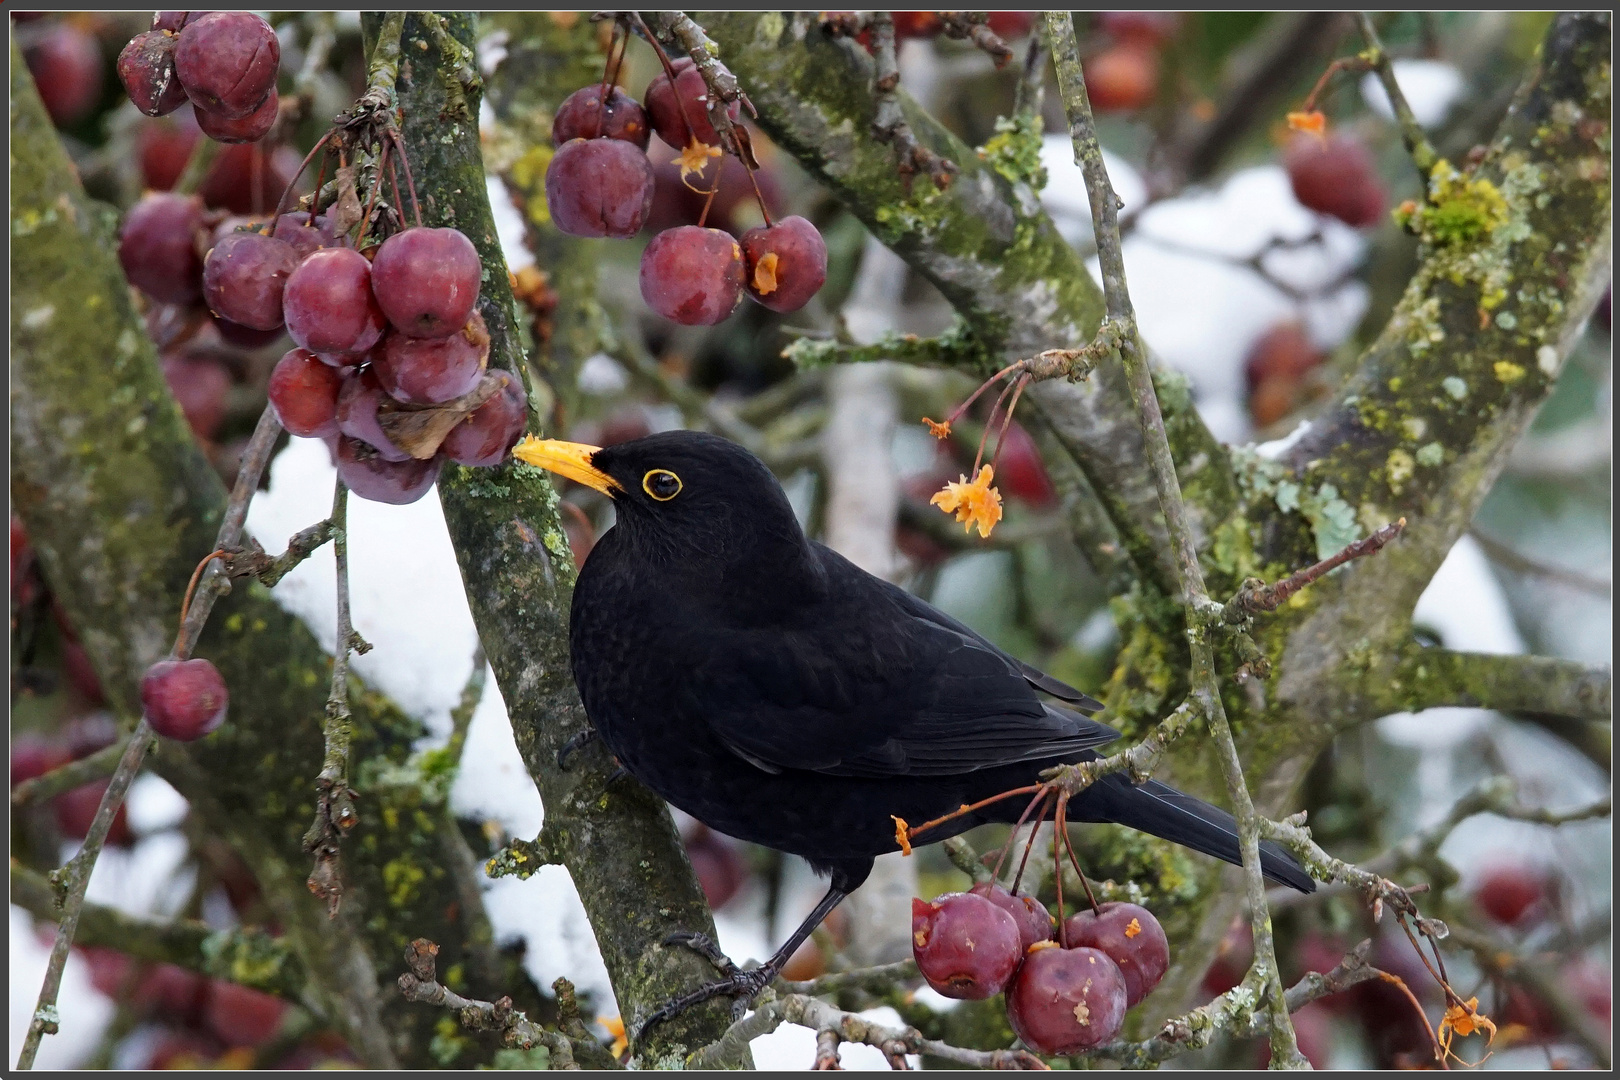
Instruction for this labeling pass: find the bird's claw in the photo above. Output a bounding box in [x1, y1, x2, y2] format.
[556, 729, 596, 770]
[662, 930, 737, 976]
[633, 961, 774, 1046]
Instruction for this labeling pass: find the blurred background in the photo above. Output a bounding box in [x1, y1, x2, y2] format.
[10, 10, 1609, 1070]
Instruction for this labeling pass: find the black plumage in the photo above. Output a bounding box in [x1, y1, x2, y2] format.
[515, 429, 1314, 1030]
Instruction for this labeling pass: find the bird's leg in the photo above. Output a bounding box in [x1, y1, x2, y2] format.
[636, 885, 849, 1043]
[555, 728, 597, 770]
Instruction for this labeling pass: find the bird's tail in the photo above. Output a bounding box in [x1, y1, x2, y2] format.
[1068, 774, 1317, 893]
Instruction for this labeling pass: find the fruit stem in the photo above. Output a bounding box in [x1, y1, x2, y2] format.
[357, 137, 390, 243]
[268, 128, 335, 233]
[596, 18, 628, 133]
[175, 549, 226, 656]
[387, 129, 423, 229]
[696, 166, 722, 229]
[1057, 795, 1103, 916]
[988, 787, 1051, 885]
[987, 374, 1030, 478]
[171, 136, 220, 197]
[632, 12, 701, 150]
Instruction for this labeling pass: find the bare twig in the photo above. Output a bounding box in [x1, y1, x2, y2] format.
[778, 958, 919, 999]
[10, 739, 129, 808]
[1043, 11, 1305, 1065]
[641, 11, 754, 160]
[240, 517, 338, 589]
[1356, 13, 1440, 174]
[445, 641, 488, 767]
[938, 12, 1014, 68]
[1226, 518, 1406, 618]
[302, 479, 361, 918]
[16, 405, 283, 1071]
[868, 12, 958, 192]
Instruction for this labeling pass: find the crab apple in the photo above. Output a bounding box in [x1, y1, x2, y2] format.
[119, 193, 206, 305]
[25, 23, 104, 128]
[892, 12, 943, 39]
[195, 87, 277, 143]
[373, 312, 490, 405]
[441, 370, 528, 467]
[987, 12, 1038, 39]
[993, 421, 1057, 507]
[1285, 133, 1387, 228]
[740, 215, 827, 313]
[119, 30, 189, 116]
[645, 148, 782, 237]
[1063, 902, 1170, 1007]
[644, 57, 741, 150]
[56, 779, 135, 847]
[1006, 943, 1129, 1054]
[552, 84, 651, 149]
[141, 657, 229, 741]
[336, 368, 413, 462]
[968, 881, 1054, 951]
[911, 892, 1022, 1000]
[136, 110, 201, 190]
[1473, 862, 1554, 927]
[211, 313, 285, 350]
[545, 137, 656, 239]
[641, 225, 745, 325]
[205, 980, 287, 1046]
[683, 823, 747, 910]
[335, 437, 443, 505]
[284, 247, 386, 358]
[1097, 11, 1181, 47]
[154, 12, 212, 34]
[270, 211, 336, 260]
[1243, 321, 1321, 393]
[174, 12, 279, 119]
[370, 227, 483, 339]
[162, 350, 231, 441]
[1084, 45, 1159, 111]
[268, 348, 344, 438]
[203, 230, 296, 330]
[199, 142, 303, 215]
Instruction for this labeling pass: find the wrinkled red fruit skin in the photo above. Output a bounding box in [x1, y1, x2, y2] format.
[740, 215, 827, 313]
[119, 193, 206, 305]
[442, 370, 528, 467]
[205, 980, 287, 1047]
[335, 437, 443, 505]
[283, 247, 387, 357]
[203, 231, 296, 330]
[968, 881, 1054, 952]
[1084, 45, 1159, 112]
[911, 893, 1022, 1000]
[268, 348, 345, 438]
[545, 137, 656, 240]
[162, 351, 231, 441]
[552, 85, 651, 149]
[1063, 901, 1170, 1007]
[1285, 134, 1387, 228]
[373, 313, 489, 405]
[174, 11, 280, 119]
[640, 225, 745, 326]
[195, 87, 278, 143]
[1005, 944, 1129, 1055]
[644, 58, 740, 149]
[270, 211, 335, 261]
[370, 227, 483, 339]
[119, 30, 190, 117]
[336, 368, 413, 462]
[26, 24, 104, 127]
[141, 657, 230, 740]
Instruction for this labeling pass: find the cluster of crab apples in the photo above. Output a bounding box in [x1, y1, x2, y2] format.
[544, 57, 828, 326]
[118, 11, 282, 142]
[913, 884, 1169, 1055]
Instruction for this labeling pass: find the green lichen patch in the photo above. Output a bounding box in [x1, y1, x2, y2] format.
[978, 111, 1047, 190]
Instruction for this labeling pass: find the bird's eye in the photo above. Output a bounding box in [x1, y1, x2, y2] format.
[642, 469, 682, 501]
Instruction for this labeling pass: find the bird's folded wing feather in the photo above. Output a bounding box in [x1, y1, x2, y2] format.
[693, 614, 1120, 778]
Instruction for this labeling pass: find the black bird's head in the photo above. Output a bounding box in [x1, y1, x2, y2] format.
[513, 430, 816, 580]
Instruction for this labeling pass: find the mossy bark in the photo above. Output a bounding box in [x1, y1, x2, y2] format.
[10, 41, 524, 1070]
[371, 13, 746, 1067]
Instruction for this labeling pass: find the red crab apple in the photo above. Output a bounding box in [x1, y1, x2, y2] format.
[911, 892, 1022, 1000]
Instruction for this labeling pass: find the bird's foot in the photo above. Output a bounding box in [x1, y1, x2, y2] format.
[634, 934, 772, 1043]
[555, 729, 596, 770]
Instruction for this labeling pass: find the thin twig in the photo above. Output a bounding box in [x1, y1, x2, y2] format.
[1225, 518, 1406, 618]
[1356, 13, 1440, 174]
[303, 479, 360, 918]
[1043, 11, 1304, 1065]
[867, 12, 958, 192]
[10, 740, 128, 808]
[445, 641, 488, 767]
[17, 406, 284, 1070]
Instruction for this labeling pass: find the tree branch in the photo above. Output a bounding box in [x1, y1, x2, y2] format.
[1364, 647, 1612, 724]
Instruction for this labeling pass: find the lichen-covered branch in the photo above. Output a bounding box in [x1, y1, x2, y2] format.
[377, 13, 743, 1067]
[1364, 647, 1612, 724]
[11, 863, 307, 1001]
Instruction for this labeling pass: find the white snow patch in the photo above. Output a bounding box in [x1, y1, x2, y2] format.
[10, 906, 114, 1069]
[1360, 60, 1465, 128]
[750, 1004, 921, 1070]
[1254, 420, 1314, 461]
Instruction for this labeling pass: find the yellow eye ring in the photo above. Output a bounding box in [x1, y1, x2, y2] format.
[643, 469, 682, 501]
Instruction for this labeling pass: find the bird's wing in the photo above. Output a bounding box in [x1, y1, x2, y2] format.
[692, 577, 1120, 779]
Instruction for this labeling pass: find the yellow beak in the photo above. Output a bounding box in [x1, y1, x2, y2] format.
[511, 436, 622, 496]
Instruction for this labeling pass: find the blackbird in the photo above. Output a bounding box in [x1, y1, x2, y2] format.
[514, 430, 1314, 1031]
